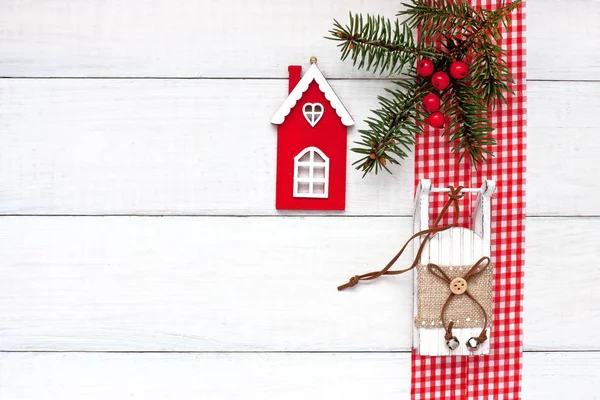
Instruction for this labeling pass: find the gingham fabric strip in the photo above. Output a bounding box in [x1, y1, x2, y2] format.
[412, 1, 526, 399]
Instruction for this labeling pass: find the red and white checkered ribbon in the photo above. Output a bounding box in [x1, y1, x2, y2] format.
[412, 1, 526, 399]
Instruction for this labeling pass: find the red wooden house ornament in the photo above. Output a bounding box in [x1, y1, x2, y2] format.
[270, 58, 354, 210]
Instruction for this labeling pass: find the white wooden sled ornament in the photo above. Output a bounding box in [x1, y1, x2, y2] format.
[337, 179, 495, 357]
[413, 179, 496, 356]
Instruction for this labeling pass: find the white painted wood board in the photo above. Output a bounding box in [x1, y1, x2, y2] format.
[0, 78, 411, 216]
[1, 79, 598, 216]
[0, 1, 596, 81]
[1, 0, 598, 395]
[0, 352, 598, 400]
[527, 82, 600, 216]
[0, 216, 597, 352]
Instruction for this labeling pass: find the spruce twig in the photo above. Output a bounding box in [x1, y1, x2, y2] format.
[327, 13, 437, 75]
[327, 0, 522, 175]
[445, 81, 495, 165]
[399, 0, 479, 41]
[352, 77, 430, 175]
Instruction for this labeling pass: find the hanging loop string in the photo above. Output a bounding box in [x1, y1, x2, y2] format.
[337, 186, 465, 291]
[427, 256, 492, 345]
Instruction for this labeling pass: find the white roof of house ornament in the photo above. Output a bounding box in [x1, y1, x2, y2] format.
[270, 62, 355, 127]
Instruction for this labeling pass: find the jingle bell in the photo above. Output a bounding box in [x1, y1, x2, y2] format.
[445, 336, 460, 351]
[466, 337, 480, 352]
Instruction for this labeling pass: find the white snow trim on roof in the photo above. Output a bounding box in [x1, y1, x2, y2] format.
[270, 64, 355, 127]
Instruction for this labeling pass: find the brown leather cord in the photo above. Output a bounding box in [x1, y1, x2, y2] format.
[338, 186, 465, 291]
[444, 321, 455, 341]
[427, 256, 491, 345]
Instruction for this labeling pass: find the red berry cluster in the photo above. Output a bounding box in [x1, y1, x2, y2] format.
[416, 59, 469, 129]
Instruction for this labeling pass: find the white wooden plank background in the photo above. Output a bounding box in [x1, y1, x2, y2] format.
[1, 0, 599, 398]
[1, 352, 597, 400]
[0, 216, 597, 352]
[0, 0, 597, 80]
[1, 79, 599, 216]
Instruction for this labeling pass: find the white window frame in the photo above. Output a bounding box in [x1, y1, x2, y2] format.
[293, 147, 329, 199]
[302, 103, 324, 127]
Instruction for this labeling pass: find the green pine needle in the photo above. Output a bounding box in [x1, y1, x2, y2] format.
[328, 0, 522, 175]
[327, 13, 437, 75]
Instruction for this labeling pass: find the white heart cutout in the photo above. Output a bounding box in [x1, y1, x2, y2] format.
[303, 103, 324, 127]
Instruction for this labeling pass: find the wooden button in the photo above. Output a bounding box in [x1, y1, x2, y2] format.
[450, 278, 467, 295]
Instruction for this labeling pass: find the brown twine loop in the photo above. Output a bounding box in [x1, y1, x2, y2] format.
[338, 186, 465, 291]
[428, 256, 492, 345]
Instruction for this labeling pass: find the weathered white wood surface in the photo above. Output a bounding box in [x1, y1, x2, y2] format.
[1, 79, 598, 216]
[0, 0, 597, 81]
[0, 352, 597, 400]
[0, 216, 597, 352]
[2, 0, 599, 398]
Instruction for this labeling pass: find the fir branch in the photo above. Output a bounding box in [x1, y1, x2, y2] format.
[451, 0, 521, 56]
[327, 13, 436, 75]
[399, 0, 480, 42]
[444, 81, 495, 165]
[458, 0, 521, 105]
[470, 42, 514, 106]
[402, 0, 521, 106]
[352, 78, 429, 175]
[328, 0, 523, 175]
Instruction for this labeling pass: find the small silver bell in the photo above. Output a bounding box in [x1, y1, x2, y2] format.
[445, 336, 460, 351]
[466, 337, 480, 352]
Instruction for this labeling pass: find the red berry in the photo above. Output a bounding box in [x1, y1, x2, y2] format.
[416, 59, 435, 77]
[422, 93, 441, 113]
[450, 61, 469, 80]
[428, 111, 445, 128]
[431, 72, 450, 90]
